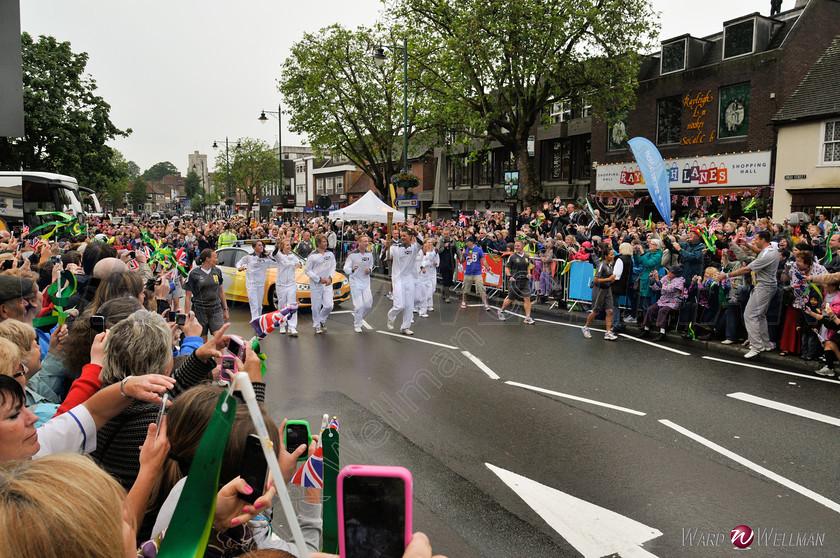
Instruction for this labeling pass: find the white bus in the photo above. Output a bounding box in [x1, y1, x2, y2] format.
[0, 171, 86, 234]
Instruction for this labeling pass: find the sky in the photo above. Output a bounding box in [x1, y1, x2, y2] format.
[19, 0, 780, 175]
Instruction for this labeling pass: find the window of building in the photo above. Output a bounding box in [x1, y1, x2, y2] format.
[325, 177, 334, 194]
[581, 99, 592, 118]
[448, 157, 464, 187]
[657, 96, 682, 145]
[822, 120, 840, 165]
[551, 139, 571, 180]
[335, 176, 345, 194]
[460, 157, 472, 186]
[500, 150, 517, 174]
[724, 20, 755, 59]
[608, 111, 629, 151]
[475, 152, 493, 185]
[549, 100, 573, 123]
[316, 177, 324, 195]
[577, 136, 592, 180]
[661, 39, 686, 74]
[718, 83, 750, 138]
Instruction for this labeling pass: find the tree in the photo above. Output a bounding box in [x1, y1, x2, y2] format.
[279, 24, 433, 199]
[392, 0, 657, 204]
[184, 169, 202, 200]
[190, 193, 207, 215]
[0, 33, 131, 194]
[126, 161, 141, 180]
[101, 150, 131, 210]
[142, 161, 179, 182]
[129, 177, 149, 209]
[212, 138, 278, 209]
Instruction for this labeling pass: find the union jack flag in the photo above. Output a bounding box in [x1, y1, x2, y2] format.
[127, 259, 140, 271]
[328, 417, 339, 430]
[29, 237, 40, 248]
[290, 443, 323, 488]
[142, 246, 152, 260]
[458, 213, 467, 226]
[174, 247, 187, 266]
[21, 225, 29, 236]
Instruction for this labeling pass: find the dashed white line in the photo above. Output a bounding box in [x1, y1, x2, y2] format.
[330, 310, 354, 314]
[659, 419, 840, 515]
[506, 381, 647, 416]
[727, 392, 840, 427]
[461, 350, 500, 380]
[362, 319, 373, 330]
[375, 330, 458, 349]
[703, 356, 840, 385]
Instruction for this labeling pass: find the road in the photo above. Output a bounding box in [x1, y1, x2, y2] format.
[223, 277, 840, 557]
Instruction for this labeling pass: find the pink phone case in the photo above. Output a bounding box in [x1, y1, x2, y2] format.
[219, 354, 237, 381]
[337, 465, 413, 558]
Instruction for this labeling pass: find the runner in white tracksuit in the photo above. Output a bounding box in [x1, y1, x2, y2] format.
[415, 238, 440, 317]
[305, 234, 336, 333]
[387, 230, 422, 334]
[342, 235, 374, 332]
[274, 238, 301, 336]
[236, 240, 275, 322]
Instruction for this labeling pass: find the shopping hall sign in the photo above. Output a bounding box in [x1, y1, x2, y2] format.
[596, 151, 770, 191]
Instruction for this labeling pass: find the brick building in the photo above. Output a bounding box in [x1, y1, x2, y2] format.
[591, 0, 840, 219]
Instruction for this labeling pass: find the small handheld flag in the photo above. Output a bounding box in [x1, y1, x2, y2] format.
[250, 302, 299, 337]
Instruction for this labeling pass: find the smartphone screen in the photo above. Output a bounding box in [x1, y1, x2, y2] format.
[90, 315, 106, 334]
[342, 476, 407, 558]
[220, 356, 236, 381]
[176, 313, 187, 326]
[227, 336, 246, 360]
[167, 310, 177, 322]
[155, 393, 169, 440]
[239, 434, 267, 505]
[284, 423, 310, 457]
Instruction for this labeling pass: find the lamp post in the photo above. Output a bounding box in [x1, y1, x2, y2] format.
[373, 37, 410, 219]
[212, 137, 240, 216]
[258, 104, 285, 196]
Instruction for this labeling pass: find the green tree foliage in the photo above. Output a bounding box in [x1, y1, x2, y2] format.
[126, 161, 141, 180]
[391, 0, 657, 204]
[212, 138, 278, 209]
[184, 169, 202, 200]
[0, 33, 131, 194]
[279, 24, 433, 199]
[190, 193, 207, 215]
[142, 161, 179, 182]
[101, 150, 131, 210]
[129, 177, 148, 208]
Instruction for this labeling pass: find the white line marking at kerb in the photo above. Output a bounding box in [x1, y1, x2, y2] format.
[362, 320, 373, 330]
[375, 330, 457, 349]
[659, 419, 840, 515]
[618, 333, 691, 356]
[506, 381, 647, 416]
[461, 350, 500, 380]
[330, 310, 354, 314]
[727, 392, 840, 427]
[703, 356, 840, 385]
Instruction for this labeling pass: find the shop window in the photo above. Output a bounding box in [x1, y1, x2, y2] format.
[724, 20, 755, 59]
[719, 84, 750, 138]
[661, 39, 686, 74]
[822, 120, 840, 164]
[657, 96, 682, 145]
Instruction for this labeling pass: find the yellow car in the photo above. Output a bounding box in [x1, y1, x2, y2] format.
[215, 246, 351, 310]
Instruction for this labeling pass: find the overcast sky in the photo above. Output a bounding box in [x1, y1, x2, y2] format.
[20, 0, 780, 175]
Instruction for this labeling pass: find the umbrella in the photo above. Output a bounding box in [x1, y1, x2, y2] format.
[787, 212, 811, 226]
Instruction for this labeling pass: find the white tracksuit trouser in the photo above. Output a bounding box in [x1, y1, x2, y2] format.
[246, 282, 265, 322]
[388, 279, 415, 330]
[276, 284, 298, 330]
[310, 282, 334, 328]
[350, 282, 373, 328]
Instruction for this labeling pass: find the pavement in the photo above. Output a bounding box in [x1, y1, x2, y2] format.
[222, 277, 840, 557]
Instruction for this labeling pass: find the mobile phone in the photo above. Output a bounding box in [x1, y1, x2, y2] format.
[90, 315, 106, 334]
[227, 335, 246, 361]
[12, 225, 21, 237]
[338, 465, 412, 558]
[175, 313, 187, 326]
[239, 434, 268, 505]
[155, 393, 169, 440]
[128, 251, 136, 259]
[220, 354, 237, 382]
[167, 310, 177, 322]
[284, 420, 311, 461]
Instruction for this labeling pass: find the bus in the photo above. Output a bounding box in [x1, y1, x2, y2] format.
[0, 171, 86, 234]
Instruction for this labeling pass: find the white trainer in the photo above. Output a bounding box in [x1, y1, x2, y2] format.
[401, 328, 414, 336]
[387, 320, 395, 331]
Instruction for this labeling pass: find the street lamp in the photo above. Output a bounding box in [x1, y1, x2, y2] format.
[373, 37, 410, 219]
[212, 137, 241, 215]
[258, 104, 286, 197]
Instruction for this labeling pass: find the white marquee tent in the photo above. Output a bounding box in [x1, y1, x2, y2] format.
[328, 190, 405, 223]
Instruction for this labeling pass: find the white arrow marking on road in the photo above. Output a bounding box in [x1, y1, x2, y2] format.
[506, 381, 647, 416]
[486, 463, 662, 557]
[727, 392, 840, 427]
[659, 419, 840, 514]
[703, 356, 840, 385]
[460, 350, 500, 380]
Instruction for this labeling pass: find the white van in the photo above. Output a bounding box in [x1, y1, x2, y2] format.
[0, 171, 86, 234]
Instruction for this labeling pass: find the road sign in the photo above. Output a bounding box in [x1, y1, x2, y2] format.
[396, 198, 419, 208]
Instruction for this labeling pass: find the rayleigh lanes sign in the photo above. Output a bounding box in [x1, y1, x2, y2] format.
[596, 151, 771, 191]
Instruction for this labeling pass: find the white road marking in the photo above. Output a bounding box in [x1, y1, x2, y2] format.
[619, 334, 691, 356]
[362, 320, 373, 330]
[330, 310, 354, 314]
[506, 381, 647, 416]
[461, 350, 500, 380]
[486, 463, 662, 558]
[727, 392, 840, 427]
[375, 330, 458, 350]
[659, 419, 840, 515]
[504, 310, 608, 333]
[703, 356, 840, 385]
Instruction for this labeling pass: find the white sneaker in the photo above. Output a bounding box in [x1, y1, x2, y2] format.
[744, 348, 761, 359]
[387, 320, 395, 330]
[624, 316, 637, 324]
[762, 343, 776, 352]
[497, 310, 507, 321]
[419, 312, 428, 318]
[582, 327, 591, 339]
[288, 328, 298, 337]
[460, 301, 467, 308]
[816, 366, 836, 377]
[721, 339, 735, 345]
[604, 331, 618, 340]
[354, 326, 362, 333]
[401, 328, 414, 336]
[428, 307, 434, 312]
[321, 324, 327, 332]
[523, 316, 534, 325]
[484, 305, 492, 311]
[278, 327, 286, 335]
[315, 326, 323, 334]
[387, 292, 393, 299]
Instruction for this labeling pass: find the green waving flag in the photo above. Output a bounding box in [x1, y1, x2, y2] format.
[321, 424, 340, 554]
